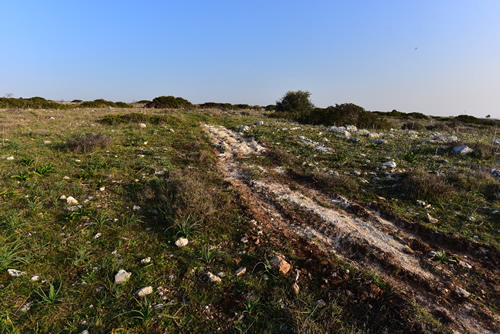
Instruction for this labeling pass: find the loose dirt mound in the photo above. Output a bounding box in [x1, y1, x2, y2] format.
[203, 124, 500, 333]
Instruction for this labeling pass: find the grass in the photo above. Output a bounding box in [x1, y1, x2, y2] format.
[0, 106, 496, 332]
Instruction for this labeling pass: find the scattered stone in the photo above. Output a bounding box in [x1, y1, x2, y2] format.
[269, 255, 291, 275]
[175, 237, 188, 247]
[317, 299, 327, 308]
[141, 257, 151, 264]
[239, 125, 250, 132]
[455, 287, 471, 299]
[66, 196, 78, 205]
[94, 233, 102, 239]
[60, 195, 67, 200]
[241, 236, 249, 243]
[115, 269, 132, 284]
[292, 282, 300, 295]
[491, 169, 500, 179]
[314, 145, 329, 153]
[139, 123, 147, 128]
[99, 186, 105, 192]
[81, 330, 90, 334]
[381, 161, 397, 169]
[458, 260, 472, 269]
[416, 200, 426, 207]
[373, 139, 386, 144]
[292, 269, 300, 281]
[136, 286, 153, 297]
[345, 137, 361, 143]
[206, 272, 222, 283]
[63, 176, 70, 180]
[426, 213, 438, 223]
[43, 140, 51, 144]
[492, 139, 500, 145]
[7, 269, 26, 277]
[255, 121, 264, 126]
[132, 205, 141, 211]
[31, 274, 40, 281]
[430, 135, 459, 143]
[217, 272, 225, 277]
[235, 267, 246, 277]
[6, 156, 14, 160]
[20, 301, 33, 313]
[427, 251, 438, 258]
[451, 145, 473, 155]
[345, 125, 357, 132]
[327, 126, 350, 137]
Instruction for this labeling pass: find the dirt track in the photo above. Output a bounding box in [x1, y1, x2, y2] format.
[203, 124, 500, 333]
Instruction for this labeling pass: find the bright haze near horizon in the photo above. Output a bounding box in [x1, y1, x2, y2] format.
[1, 1, 499, 118]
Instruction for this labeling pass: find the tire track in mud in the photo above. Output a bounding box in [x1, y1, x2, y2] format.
[202, 123, 498, 333]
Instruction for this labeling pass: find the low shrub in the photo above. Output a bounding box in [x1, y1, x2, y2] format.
[80, 99, 132, 108]
[145, 96, 192, 109]
[65, 132, 112, 153]
[398, 169, 455, 203]
[0, 97, 68, 109]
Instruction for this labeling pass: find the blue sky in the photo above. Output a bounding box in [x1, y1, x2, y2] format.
[1, 1, 499, 117]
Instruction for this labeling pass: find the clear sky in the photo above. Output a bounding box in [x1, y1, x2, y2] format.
[1, 1, 499, 117]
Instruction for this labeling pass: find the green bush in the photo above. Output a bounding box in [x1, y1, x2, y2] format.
[276, 90, 314, 118]
[300, 103, 391, 130]
[0, 97, 68, 109]
[145, 96, 192, 109]
[79, 99, 132, 108]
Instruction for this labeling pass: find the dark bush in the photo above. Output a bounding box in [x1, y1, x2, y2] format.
[66, 132, 112, 153]
[276, 90, 314, 118]
[145, 96, 192, 109]
[100, 113, 179, 126]
[0, 97, 68, 109]
[301, 103, 391, 130]
[71, 99, 83, 103]
[402, 122, 425, 131]
[265, 104, 277, 111]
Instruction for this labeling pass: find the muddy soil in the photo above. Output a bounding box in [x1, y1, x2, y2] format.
[203, 124, 500, 333]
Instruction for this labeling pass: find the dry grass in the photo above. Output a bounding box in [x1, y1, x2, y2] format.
[65, 132, 112, 153]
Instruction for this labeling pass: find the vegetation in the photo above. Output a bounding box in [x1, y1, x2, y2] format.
[0, 97, 68, 109]
[145, 96, 192, 109]
[0, 97, 498, 333]
[275, 90, 314, 118]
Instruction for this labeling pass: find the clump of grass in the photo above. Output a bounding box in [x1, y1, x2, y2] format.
[0, 239, 25, 269]
[398, 169, 455, 203]
[66, 132, 112, 153]
[312, 171, 360, 197]
[35, 282, 63, 304]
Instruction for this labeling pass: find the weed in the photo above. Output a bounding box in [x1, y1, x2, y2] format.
[199, 245, 216, 264]
[130, 298, 155, 323]
[33, 163, 54, 175]
[20, 157, 35, 166]
[173, 215, 200, 238]
[36, 282, 63, 304]
[0, 239, 25, 269]
[11, 171, 30, 181]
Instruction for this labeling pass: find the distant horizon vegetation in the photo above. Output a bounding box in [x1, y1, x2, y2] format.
[0, 93, 498, 124]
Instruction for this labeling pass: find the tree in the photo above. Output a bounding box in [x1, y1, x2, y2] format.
[276, 90, 314, 117]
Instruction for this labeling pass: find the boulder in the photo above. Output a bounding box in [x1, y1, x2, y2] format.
[382, 161, 397, 169]
[451, 145, 473, 155]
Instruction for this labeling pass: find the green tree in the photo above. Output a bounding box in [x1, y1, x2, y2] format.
[276, 90, 314, 118]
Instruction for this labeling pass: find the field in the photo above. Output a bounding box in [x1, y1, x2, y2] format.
[0, 106, 498, 333]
